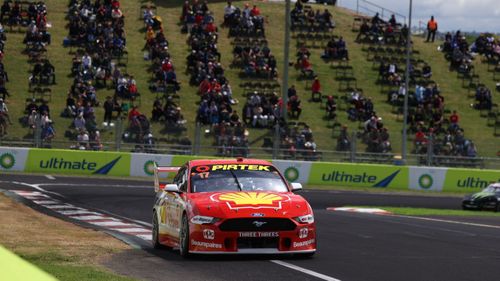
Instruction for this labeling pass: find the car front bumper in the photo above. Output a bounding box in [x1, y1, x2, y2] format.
[188, 224, 316, 254]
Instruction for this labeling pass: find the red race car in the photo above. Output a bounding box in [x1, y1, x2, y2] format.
[152, 158, 316, 257]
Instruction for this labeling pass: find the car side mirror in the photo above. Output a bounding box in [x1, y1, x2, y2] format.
[291, 182, 303, 192]
[164, 184, 180, 193]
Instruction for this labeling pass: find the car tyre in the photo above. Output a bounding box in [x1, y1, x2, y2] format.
[495, 203, 500, 213]
[179, 214, 191, 258]
[152, 212, 164, 249]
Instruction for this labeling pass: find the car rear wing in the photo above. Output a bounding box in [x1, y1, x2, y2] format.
[153, 163, 181, 192]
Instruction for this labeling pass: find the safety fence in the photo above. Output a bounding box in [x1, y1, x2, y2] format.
[0, 138, 499, 170]
[1, 146, 499, 193]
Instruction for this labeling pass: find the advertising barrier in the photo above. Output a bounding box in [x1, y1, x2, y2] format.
[130, 153, 173, 177]
[443, 168, 500, 192]
[0, 147, 29, 172]
[308, 162, 409, 190]
[1, 146, 500, 193]
[408, 166, 447, 192]
[25, 148, 130, 176]
[272, 160, 312, 183]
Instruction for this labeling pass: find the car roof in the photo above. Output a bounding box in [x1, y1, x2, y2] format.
[188, 158, 273, 167]
[489, 183, 500, 188]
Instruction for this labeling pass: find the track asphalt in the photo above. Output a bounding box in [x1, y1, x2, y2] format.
[2, 173, 500, 281]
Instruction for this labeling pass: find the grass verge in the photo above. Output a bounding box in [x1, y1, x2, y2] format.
[349, 205, 500, 217]
[0, 193, 138, 281]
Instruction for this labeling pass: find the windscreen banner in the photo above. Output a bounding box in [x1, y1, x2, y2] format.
[25, 149, 130, 176]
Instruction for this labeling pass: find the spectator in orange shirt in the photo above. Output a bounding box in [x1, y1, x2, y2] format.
[426, 16, 438, 43]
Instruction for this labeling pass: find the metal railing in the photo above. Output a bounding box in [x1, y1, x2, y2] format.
[340, 0, 406, 24]
[1, 136, 499, 170]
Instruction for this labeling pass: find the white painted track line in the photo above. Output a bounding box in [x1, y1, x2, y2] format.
[115, 228, 151, 233]
[59, 210, 99, 216]
[32, 200, 60, 205]
[44, 204, 78, 209]
[135, 234, 152, 241]
[270, 260, 341, 281]
[45, 175, 55, 180]
[91, 221, 135, 227]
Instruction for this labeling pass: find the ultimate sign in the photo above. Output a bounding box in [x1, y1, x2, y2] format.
[152, 158, 316, 257]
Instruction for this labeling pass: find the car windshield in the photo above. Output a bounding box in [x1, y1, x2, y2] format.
[190, 164, 288, 193]
[482, 185, 500, 193]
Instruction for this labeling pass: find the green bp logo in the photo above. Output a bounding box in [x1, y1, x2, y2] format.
[284, 167, 300, 182]
[418, 174, 433, 189]
[0, 153, 15, 169]
[143, 160, 158, 176]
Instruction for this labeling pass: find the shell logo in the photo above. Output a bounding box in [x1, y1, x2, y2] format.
[214, 192, 288, 209]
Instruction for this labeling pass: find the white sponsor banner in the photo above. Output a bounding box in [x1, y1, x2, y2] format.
[0, 147, 29, 172]
[409, 166, 447, 191]
[272, 160, 312, 184]
[129, 153, 173, 177]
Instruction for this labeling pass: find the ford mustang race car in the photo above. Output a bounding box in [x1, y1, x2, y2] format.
[152, 158, 316, 257]
[462, 183, 500, 211]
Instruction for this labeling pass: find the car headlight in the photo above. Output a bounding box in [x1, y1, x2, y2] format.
[294, 214, 314, 224]
[190, 215, 220, 225]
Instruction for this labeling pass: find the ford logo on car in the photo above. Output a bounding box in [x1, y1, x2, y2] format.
[251, 213, 265, 217]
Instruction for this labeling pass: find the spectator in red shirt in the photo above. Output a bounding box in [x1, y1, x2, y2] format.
[112, 0, 120, 9]
[128, 105, 141, 121]
[414, 128, 426, 145]
[199, 77, 210, 95]
[311, 76, 321, 102]
[300, 55, 314, 77]
[205, 21, 216, 33]
[449, 110, 459, 131]
[251, 5, 260, 17]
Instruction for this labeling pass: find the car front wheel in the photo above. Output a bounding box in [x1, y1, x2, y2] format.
[179, 214, 190, 258]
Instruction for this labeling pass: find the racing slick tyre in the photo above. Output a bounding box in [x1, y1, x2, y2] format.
[152, 212, 164, 249]
[179, 214, 191, 258]
[495, 203, 500, 213]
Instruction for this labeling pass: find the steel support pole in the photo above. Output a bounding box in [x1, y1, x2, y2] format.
[273, 0, 291, 160]
[402, 0, 412, 163]
[282, 0, 291, 122]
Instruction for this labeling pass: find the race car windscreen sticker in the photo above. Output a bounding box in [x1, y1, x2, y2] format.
[190, 165, 289, 193]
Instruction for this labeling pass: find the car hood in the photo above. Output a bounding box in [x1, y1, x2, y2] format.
[468, 191, 496, 200]
[187, 191, 312, 218]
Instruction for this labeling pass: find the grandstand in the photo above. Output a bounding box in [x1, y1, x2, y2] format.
[0, 0, 498, 168]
